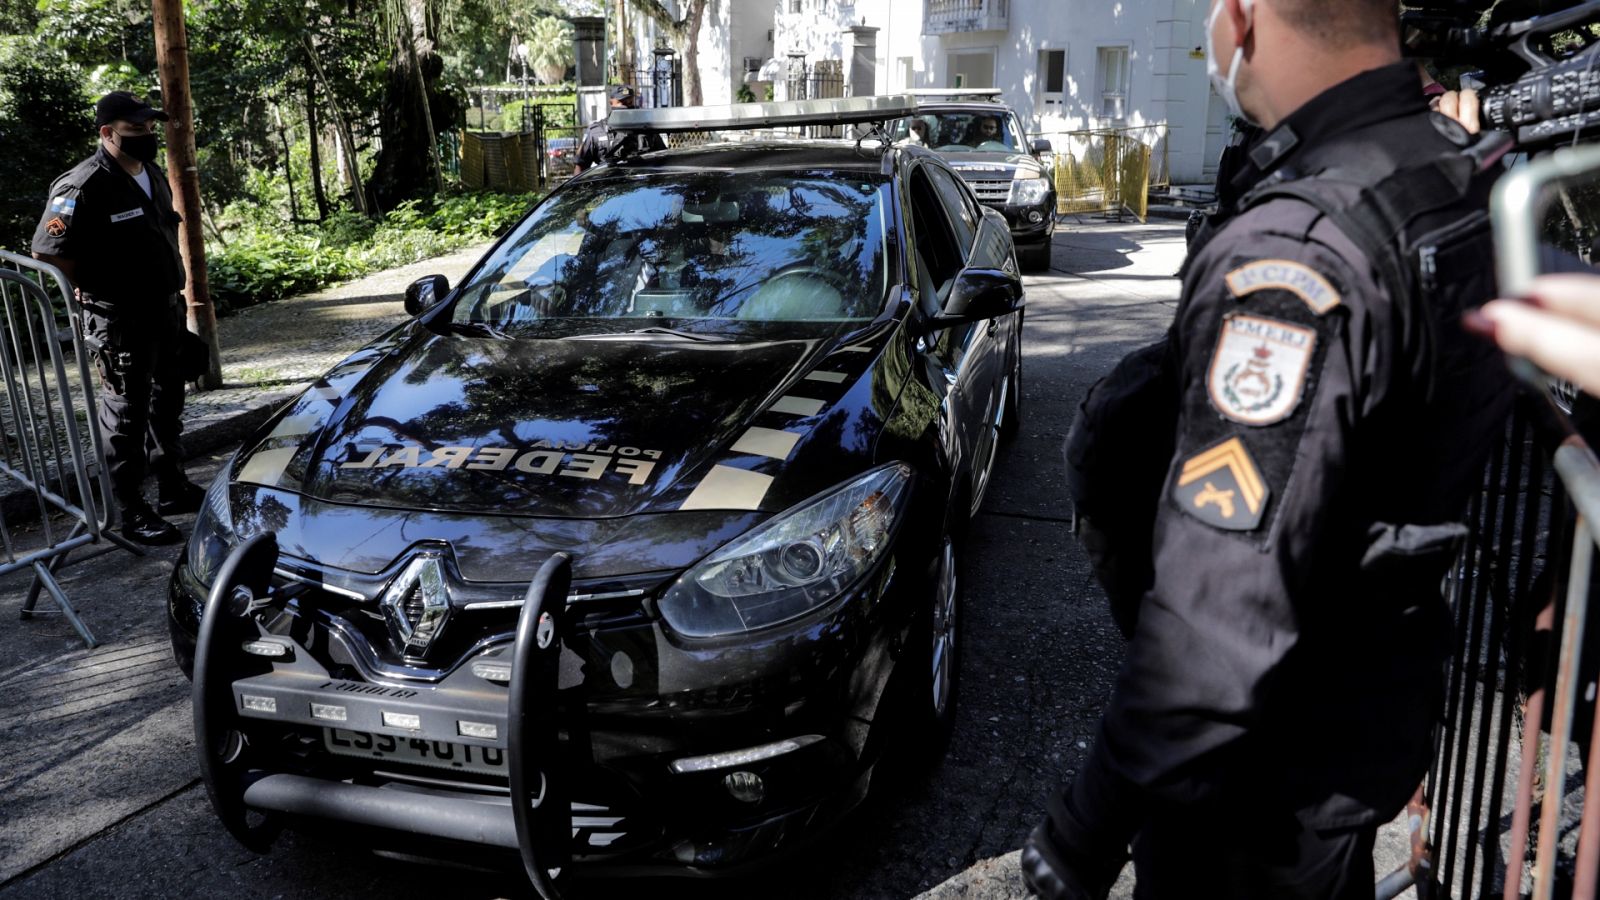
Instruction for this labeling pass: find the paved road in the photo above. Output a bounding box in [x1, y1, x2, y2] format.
[0, 218, 1187, 900]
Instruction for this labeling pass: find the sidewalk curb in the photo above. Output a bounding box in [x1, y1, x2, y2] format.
[914, 850, 1029, 900]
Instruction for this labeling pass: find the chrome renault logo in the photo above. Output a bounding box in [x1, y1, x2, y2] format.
[380, 551, 451, 660]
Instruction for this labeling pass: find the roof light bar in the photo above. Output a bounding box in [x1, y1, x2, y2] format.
[906, 88, 1004, 100]
[608, 94, 919, 136]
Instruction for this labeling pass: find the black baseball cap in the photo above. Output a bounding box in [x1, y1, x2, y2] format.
[94, 91, 170, 128]
[607, 84, 636, 103]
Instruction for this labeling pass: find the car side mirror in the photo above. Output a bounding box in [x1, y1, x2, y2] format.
[929, 268, 1024, 330]
[404, 274, 449, 317]
[1031, 138, 1052, 155]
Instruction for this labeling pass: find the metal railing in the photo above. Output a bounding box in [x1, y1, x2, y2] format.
[923, 0, 1008, 34]
[0, 251, 144, 648]
[1050, 128, 1158, 222]
[1373, 390, 1600, 899]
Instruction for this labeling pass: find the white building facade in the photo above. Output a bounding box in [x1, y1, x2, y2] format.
[762, 0, 1227, 185]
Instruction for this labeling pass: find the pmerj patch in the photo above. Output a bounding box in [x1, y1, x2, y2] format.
[1225, 259, 1342, 315]
[1173, 436, 1270, 531]
[1207, 313, 1317, 426]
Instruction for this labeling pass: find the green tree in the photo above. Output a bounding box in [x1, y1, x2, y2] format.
[527, 16, 573, 85]
[0, 46, 93, 252]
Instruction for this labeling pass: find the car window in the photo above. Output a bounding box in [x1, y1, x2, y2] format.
[453, 171, 891, 331]
[907, 166, 964, 310]
[926, 165, 978, 250]
[890, 111, 1019, 153]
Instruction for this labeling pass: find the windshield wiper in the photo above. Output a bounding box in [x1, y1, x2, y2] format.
[630, 326, 732, 342]
[449, 321, 512, 340]
[566, 326, 733, 343]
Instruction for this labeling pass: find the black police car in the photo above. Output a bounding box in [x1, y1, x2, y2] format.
[892, 91, 1057, 272]
[168, 96, 1025, 883]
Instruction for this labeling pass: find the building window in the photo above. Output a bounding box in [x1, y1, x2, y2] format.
[1097, 46, 1129, 120]
[790, 0, 802, 12]
[744, 56, 763, 76]
[1038, 48, 1065, 116]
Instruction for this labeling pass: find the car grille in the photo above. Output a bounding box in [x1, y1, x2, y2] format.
[966, 179, 1012, 204]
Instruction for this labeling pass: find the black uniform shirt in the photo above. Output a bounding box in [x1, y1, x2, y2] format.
[575, 117, 665, 170]
[1096, 62, 1512, 827]
[32, 145, 185, 304]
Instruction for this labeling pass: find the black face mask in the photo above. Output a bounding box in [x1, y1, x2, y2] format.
[115, 132, 160, 164]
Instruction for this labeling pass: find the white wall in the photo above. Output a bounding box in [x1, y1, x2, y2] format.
[728, 0, 776, 100]
[763, 0, 1219, 184]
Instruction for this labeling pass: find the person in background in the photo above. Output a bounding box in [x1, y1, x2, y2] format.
[574, 85, 665, 173]
[31, 91, 203, 546]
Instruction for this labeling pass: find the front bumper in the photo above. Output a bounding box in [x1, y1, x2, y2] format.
[981, 200, 1056, 247]
[168, 546, 904, 873]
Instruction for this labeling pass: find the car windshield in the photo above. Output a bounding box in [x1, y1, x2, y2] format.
[451, 170, 891, 334]
[892, 112, 1019, 153]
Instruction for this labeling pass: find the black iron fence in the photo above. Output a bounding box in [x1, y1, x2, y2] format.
[785, 59, 845, 103]
[1376, 389, 1600, 899]
[614, 58, 682, 110]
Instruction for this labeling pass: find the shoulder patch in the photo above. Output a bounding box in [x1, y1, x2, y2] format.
[1225, 259, 1342, 315]
[1206, 313, 1316, 426]
[1173, 436, 1269, 531]
[45, 217, 68, 237]
[48, 195, 78, 218]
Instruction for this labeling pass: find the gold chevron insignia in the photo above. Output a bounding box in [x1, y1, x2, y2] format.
[1174, 437, 1270, 531]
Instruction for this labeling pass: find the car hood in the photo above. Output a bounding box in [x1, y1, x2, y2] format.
[233, 322, 897, 520]
[944, 151, 1050, 181]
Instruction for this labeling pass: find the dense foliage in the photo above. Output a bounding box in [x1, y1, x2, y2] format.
[208, 191, 534, 311]
[0, 44, 94, 255]
[1, 0, 593, 308]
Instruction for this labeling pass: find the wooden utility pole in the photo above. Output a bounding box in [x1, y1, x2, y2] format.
[151, 0, 222, 389]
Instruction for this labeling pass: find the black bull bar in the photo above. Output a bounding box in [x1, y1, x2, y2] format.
[191, 533, 575, 898]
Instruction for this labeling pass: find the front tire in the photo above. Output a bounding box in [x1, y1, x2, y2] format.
[920, 533, 962, 745]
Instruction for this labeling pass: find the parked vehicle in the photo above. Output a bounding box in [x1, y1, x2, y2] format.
[171, 95, 1024, 887]
[892, 89, 1057, 272]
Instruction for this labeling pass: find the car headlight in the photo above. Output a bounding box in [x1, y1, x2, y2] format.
[1009, 177, 1051, 207]
[187, 465, 238, 588]
[658, 464, 913, 638]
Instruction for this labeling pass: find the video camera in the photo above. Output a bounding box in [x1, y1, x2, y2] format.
[1404, 0, 1600, 151]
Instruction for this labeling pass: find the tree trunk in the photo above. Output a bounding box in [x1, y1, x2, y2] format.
[372, 0, 449, 207]
[305, 70, 329, 220]
[302, 35, 367, 215]
[683, 0, 706, 106]
[629, 0, 705, 104]
[274, 104, 301, 221]
[404, 0, 444, 194]
[151, 0, 222, 390]
[616, 0, 632, 75]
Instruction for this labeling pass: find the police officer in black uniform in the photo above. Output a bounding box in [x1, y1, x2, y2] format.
[1027, 1, 1513, 896]
[574, 85, 664, 173]
[32, 91, 203, 545]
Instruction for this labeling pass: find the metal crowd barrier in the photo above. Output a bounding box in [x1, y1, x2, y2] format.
[1372, 391, 1600, 899]
[1049, 127, 1157, 222]
[0, 250, 143, 648]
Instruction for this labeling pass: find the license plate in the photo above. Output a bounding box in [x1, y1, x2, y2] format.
[324, 728, 507, 776]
